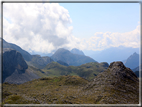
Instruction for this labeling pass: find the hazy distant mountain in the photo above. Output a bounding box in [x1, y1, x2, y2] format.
[132, 66, 139, 72]
[84, 46, 139, 64]
[3, 48, 39, 84]
[27, 55, 54, 69]
[70, 48, 85, 56]
[30, 51, 53, 57]
[132, 65, 140, 77]
[1, 38, 32, 61]
[124, 52, 139, 69]
[51, 48, 97, 66]
[57, 60, 69, 66]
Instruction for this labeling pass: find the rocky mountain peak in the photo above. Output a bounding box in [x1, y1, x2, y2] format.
[108, 61, 127, 73]
[84, 61, 139, 103]
[133, 52, 138, 55]
[109, 61, 125, 68]
[108, 61, 138, 82]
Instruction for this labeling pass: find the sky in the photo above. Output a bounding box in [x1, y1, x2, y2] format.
[3, 2, 140, 54]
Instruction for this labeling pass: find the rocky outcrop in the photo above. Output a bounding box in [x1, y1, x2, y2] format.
[3, 48, 28, 82]
[3, 48, 39, 84]
[84, 61, 139, 104]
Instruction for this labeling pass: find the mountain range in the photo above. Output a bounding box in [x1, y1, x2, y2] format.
[84, 46, 139, 64]
[1, 39, 100, 84]
[1, 38, 140, 84]
[51, 48, 97, 66]
[2, 38, 97, 67]
[1, 38, 140, 104]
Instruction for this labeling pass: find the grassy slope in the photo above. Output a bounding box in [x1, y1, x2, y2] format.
[2, 74, 139, 104]
[42, 62, 108, 81]
[2, 76, 91, 104]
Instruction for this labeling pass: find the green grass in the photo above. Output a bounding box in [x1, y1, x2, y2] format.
[41, 62, 108, 81]
[2, 74, 139, 104]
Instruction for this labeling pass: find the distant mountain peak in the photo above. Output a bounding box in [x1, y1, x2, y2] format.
[70, 48, 85, 56]
[133, 52, 138, 55]
[51, 48, 97, 66]
[56, 48, 70, 52]
[124, 52, 139, 69]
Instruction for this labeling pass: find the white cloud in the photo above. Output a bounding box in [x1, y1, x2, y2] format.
[80, 25, 140, 51]
[3, 3, 72, 53]
[3, 3, 140, 54]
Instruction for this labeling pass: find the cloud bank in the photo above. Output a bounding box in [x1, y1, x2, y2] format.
[3, 3, 73, 53]
[3, 3, 140, 54]
[84, 25, 140, 51]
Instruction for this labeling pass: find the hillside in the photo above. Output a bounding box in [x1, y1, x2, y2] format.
[43, 62, 109, 81]
[27, 55, 54, 69]
[2, 61, 139, 104]
[51, 48, 97, 66]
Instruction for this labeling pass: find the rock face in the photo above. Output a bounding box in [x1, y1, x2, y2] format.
[3, 48, 28, 82]
[84, 61, 139, 104]
[3, 48, 39, 84]
[70, 48, 85, 56]
[51, 48, 97, 66]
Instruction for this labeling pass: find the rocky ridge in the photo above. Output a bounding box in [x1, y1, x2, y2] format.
[84, 61, 139, 104]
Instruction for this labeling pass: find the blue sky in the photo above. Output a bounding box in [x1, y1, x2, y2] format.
[3, 3, 140, 54]
[59, 3, 140, 38]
